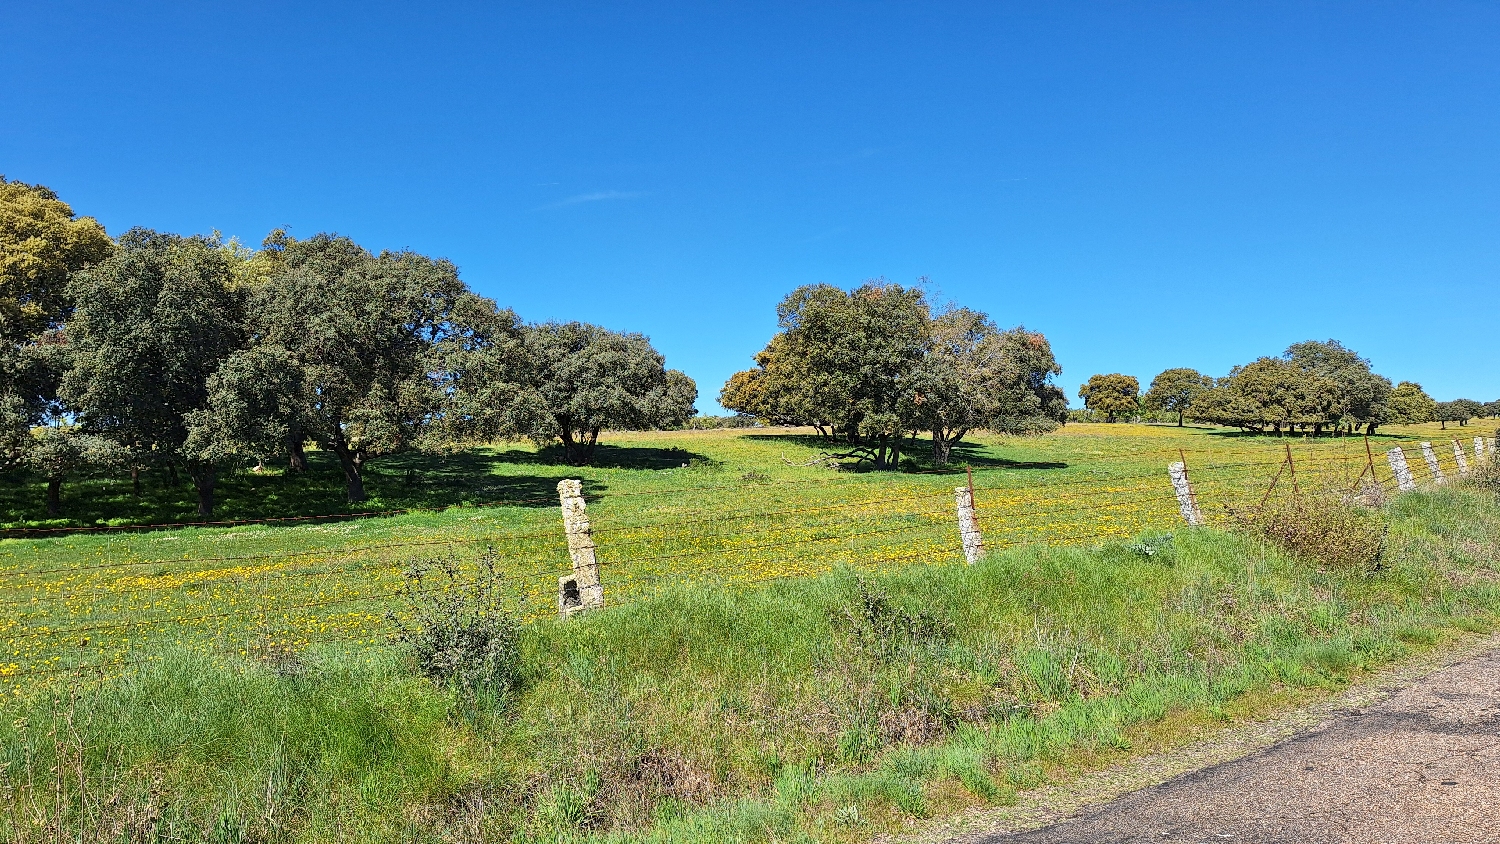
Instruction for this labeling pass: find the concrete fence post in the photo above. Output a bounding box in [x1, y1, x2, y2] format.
[557, 479, 604, 617]
[1420, 442, 1445, 484]
[1168, 461, 1204, 526]
[954, 485, 985, 564]
[1387, 447, 1416, 492]
[1453, 440, 1470, 477]
[1475, 436, 1487, 463]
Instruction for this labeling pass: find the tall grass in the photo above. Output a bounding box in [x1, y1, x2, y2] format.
[3, 485, 1498, 842]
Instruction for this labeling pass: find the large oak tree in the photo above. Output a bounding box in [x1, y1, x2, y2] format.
[62, 229, 244, 517]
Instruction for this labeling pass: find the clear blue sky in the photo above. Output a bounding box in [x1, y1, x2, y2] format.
[4, 2, 1496, 411]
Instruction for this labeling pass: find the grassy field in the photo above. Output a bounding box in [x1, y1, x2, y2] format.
[0, 446, 1496, 840]
[2, 422, 1495, 689]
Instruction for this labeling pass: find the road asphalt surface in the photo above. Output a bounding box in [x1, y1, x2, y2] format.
[962, 645, 1500, 844]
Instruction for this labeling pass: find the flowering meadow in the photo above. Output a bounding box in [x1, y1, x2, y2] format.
[0, 422, 1489, 693]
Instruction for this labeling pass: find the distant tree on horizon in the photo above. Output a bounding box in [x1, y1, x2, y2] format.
[1078, 373, 1139, 423]
[1143, 368, 1214, 426]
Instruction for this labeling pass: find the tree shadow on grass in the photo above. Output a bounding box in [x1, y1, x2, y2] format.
[484, 443, 718, 471]
[0, 450, 608, 532]
[745, 433, 1067, 473]
[1200, 429, 1432, 443]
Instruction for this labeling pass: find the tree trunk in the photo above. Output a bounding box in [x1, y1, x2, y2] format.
[287, 427, 309, 473]
[1177, 410, 1184, 426]
[932, 430, 953, 466]
[168, 464, 181, 487]
[328, 429, 366, 503]
[188, 464, 216, 518]
[46, 476, 62, 516]
[560, 425, 599, 466]
[131, 466, 141, 497]
[889, 434, 901, 471]
[334, 448, 366, 503]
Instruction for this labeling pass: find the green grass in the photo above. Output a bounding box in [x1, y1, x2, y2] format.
[2, 480, 1498, 842]
[2, 423, 1496, 684]
[1, 422, 1498, 841]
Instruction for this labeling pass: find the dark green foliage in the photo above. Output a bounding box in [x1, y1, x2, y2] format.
[517, 321, 698, 465]
[62, 228, 245, 517]
[225, 233, 489, 502]
[1435, 398, 1483, 428]
[1187, 341, 1395, 435]
[722, 282, 1064, 468]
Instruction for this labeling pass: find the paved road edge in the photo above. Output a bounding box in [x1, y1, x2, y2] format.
[887, 630, 1500, 844]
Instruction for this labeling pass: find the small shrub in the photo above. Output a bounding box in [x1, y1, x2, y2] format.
[389, 548, 521, 702]
[1468, 455, 1500, 494]
[840, 576, 954, 661]
[1233, 490, 1387, 570]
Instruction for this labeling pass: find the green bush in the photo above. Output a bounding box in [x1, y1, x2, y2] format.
[389, 548, 521, 703]
[1233, 489, 1387, 570]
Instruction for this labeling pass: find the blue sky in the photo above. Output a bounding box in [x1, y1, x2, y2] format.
[4, 2, 1496, 411]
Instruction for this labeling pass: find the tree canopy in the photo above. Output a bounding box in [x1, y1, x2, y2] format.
[1078, 373, 1139, 422]
[62, 229, 245, 516]
[1186, 341, 1397, 435]
[1142, 368, 1214, 426]
[209, 233, 474, 502]
[721, 282, 1064, 467]
[0, 176, 113, 345]
[516, 322, 697, 465]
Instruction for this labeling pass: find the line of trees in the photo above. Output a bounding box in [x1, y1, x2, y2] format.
[1074, 340, 1495, 434]
[0, 177, 697, 518]
[719, 280, 1067, 467]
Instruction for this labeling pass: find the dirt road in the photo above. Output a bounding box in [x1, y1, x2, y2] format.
[959, 644, 1500, 844]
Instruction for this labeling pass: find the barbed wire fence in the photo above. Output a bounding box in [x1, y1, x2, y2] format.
[2, 430, 1496, 688]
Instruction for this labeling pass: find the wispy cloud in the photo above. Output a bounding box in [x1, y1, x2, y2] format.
[537, 190, 645, 210]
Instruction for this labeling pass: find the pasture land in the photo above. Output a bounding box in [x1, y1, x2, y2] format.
[1, 422, 1494, 687]
[1, 423, 1499, 841]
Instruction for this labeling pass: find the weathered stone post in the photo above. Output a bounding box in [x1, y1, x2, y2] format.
[1387, 447, 1415, 492]
[1453, 440, 1470, 477]
[1168, 461, 1204, 526]
[557, 479, 604, 617]
[1420, 442, 1445, 484]
[954, 485, 985, 564]
[1476, 436, 1487, 463]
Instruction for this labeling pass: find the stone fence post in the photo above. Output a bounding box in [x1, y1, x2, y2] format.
[1476, 436, 1487, 463]
[1387, 447, 1415, 492]
[1420, 442, 1445, 484]
[557, 479, 604, 617]
[1452, 440, 1470, 477]
[954, 485, 985, 564]
[1168, 461, 1203, 526]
